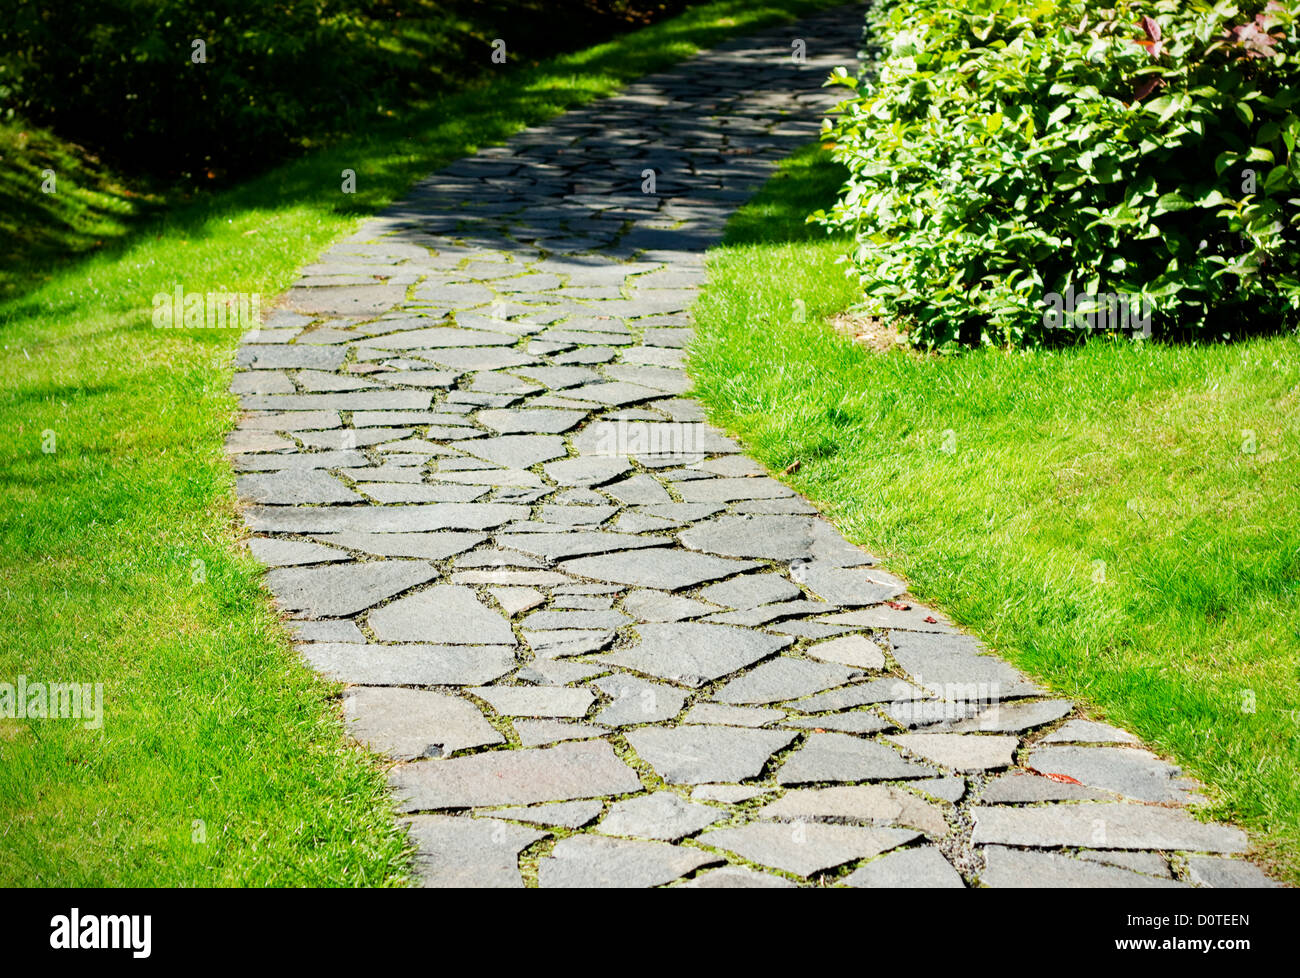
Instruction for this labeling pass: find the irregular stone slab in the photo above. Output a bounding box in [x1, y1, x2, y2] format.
[404, 815, 547, 888]
[359, 326, 518, 349]
[760, 785, 949, 838]
[232, 449, 367, 471]
[289, 283, 408, 316]
[782, 712, 891, 735]
[702, 822, 918, 878]
[941, 698, 1074, 734]
[542, 456, 633, 486]
[309, 531, 487, 559]
[479, 409, 587, 434]
[911, 776, 968, 803]
[498, 532, 670, 561]
[890, 631, 1045, 699]
[392, 740, 642, 811]
[236, 345, 347, 370]
[1185, 856, 1279, 888]
[1024, 746, 1199, 803]
[677, 478, 793, 503]
[344, 687, 504, 760]
[512, 719, 609, 747]
[703, 600, 836, 627]
[245, 503, 527, 533]
[266, 560, 436, 618]
[683, 703, 784, 727]
[1078, 850, 1172, 877]
[980, 847, 1185, 889]
[696, 573, 801, 609]
[245, 537, 348, 567]
[597, 623, 790, 687]
[572, 421, 738, 456]
[979, 771, 1112, 804]
[369, 585, 516, 645]
[237, 470, 362, 504]
[1040, 719, 1141, 745]
[289, 619, 365, 643]
[242, 391, 434, 412]
[789, 678, 924, 714]
[463, 435, 567, 469]
[470, 685, 595, 719]
[622, 589, 719, 622]
[798, 563, 906, 606]
[971, 803, 1248, 852]
[491, 587, 546, 617]
[482, 800, 604, 830]
[592, 674, 688, 726]
[303, 643, 516, 686]
[805, 635, 886, 671]
[561, 549, 759, 590]
[680, 516, 821, 560]
[844, 846, 964, 889]
[598, 792, 723, 841]
[679, 867, 796, 888]
[778, 733, 936, 785]
[818, 605, 957, 633]
[519, 610, 631, 631]
[714, 657, 860, 705]
[603, 475, 673, 505]
[692, 784, 770, 804]
[626, 725, 797, 784]
[538, 835, 721, 888]
[887, 734, 1019, 773]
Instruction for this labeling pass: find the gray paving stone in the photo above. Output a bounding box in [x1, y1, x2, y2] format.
[625, 725, 796, 784]
[497, 531, 669, 561]
[462, 434, 567, 469]
[714, 657, 861, 705]
[245, 537, 348, 567]
[344, 687, 504, 759]
[562, 549, 760, 591]
[678, 867, 796, 888]
[677, 478, 793, 503]
[266, 560, 436, 618]
[591, 674, 687, 726]
[790, 678, 925, 713]
[778, 733, 936, 785]
[889, 631, 1045, 699]
[598, 791, 723, 841]
[760, 785, 949, 838]
[482, 800, 605, 829]
[369, 585, 516, 644]
[843, 846, 965, 888]
[980, 847, 1185, 889]
[691, 784, 771, 804]
[512, 719, 609, 747]
[782, 712, 891, 735]
[1078, 850, 1172, 877]
[490, 587, 546, 617]
[245, 502, 527, 533]
[479, 408, 587, 433]
[1040, 719, 1141, 745]
[404, 815, 547, 887]
[519, 610, 631, 631]
[309, 531, 487, 559]
[597, 623, 790, 687]
[621, 589, 719, 622]
[288, 618, 365, 643]
[970, 803, 1248, 852]
[979, 771, 1112, 804]
[701, 822, 919, 878]
[392, 740, 642, 811]
[1185, 856, 1279, 888]
[797, 562, 906, 606]
[941, 698, 1074, 734]
[304, 643, 517, 686]
[818, 605, 957, 633]
[887, 734, 1019, 773]
[542, 456, 633, 486]
[603, 476, 674, 505]
[538, 835, 721, 888]
[679, 515, 822, 560]
[910, 777, 968, 804]
[683, 703, 784, 727]
[470, 685, 595, 718]
[1024, 746, 1199, 803]
[805, 635, 886, 671]
[695, 573, 800, 610]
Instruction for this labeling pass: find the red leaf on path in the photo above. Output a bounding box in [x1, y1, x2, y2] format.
[1036, 770, 1084, 785]
[924, 615, 939, 623]
[887, 601, 911, 610]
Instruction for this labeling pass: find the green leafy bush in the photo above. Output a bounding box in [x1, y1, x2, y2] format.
[815, 0, 1300, 348]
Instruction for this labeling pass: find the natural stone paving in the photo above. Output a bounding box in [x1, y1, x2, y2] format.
[228, 6, 1273, 887]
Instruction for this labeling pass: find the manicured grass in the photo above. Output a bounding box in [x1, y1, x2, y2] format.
[688, 145, 1300, 884]
[0, 0, 849, 887]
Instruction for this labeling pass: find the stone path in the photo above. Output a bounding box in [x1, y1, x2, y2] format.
[227, 6, 1274, 888]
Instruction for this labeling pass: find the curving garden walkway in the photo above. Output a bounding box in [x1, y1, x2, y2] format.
[227, 5, 1274, 888]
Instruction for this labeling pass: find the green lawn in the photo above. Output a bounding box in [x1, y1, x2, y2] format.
[0, 0, 848, 888]
[688, 145, 1300, 885]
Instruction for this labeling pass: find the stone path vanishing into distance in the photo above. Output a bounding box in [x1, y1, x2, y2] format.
[227, 5, 1275, 888]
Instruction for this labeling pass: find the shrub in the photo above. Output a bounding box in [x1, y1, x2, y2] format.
[815, 0, 1300, 348]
